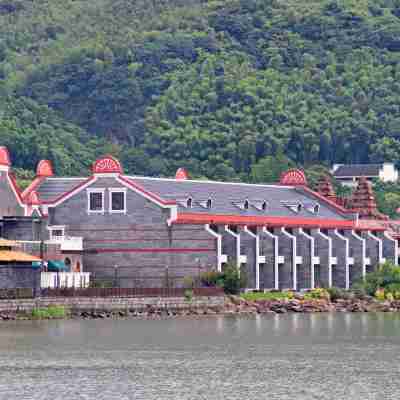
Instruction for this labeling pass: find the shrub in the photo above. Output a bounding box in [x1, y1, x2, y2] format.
[199, 270, 224, 287]
[326, 287, 345, 302]
[31, 306, 67, 319]
[184, 289, 193, 302]
[359, 261, 400, 296]
[304, 288, 330, 300]
[222, 263, 246, 295]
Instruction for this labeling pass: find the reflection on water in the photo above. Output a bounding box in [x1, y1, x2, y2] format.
[1, 313, 400, 399]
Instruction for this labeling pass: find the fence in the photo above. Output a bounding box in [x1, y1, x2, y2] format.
[41, 272, 91, 289]
[40, 287, 224, 298]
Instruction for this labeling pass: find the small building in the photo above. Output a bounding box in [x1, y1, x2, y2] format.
[332, 163, 398, 187]
[0, 238, 41, 289]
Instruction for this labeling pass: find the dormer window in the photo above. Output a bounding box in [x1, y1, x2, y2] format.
[232, 199, 250, 210]
[197, 198, 213, 209]
[304, 202, 320, 214]
[252, 200, 268, 212]
[282, 201, 303, 214]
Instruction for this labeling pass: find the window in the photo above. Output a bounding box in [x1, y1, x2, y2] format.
[244, 200, 249, 210]
[187, 197, 193, 208]
[48, 226, 65, 242]
[88, 189, 105, 213]
[109, 189, 127, 213]
[206, 199, 212, 209]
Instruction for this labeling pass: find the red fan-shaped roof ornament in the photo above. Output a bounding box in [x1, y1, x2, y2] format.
[280, 169, 308, 186]
[92, 155, 123, 174]
[36, 160, 54, 177]
[175, 168, 189, 180]
[0, 146, 11, 167]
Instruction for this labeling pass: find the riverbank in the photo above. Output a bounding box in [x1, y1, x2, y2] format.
[1, 294, 400, 320]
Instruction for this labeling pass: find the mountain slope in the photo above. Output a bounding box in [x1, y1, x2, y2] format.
[1, 0, 400, 181]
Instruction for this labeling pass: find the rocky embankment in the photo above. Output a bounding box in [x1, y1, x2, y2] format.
[225, 295, 400, 314]
[1, 295, 400, 321]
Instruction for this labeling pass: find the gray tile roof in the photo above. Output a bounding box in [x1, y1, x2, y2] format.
[128, 176, 347, 220]
[333, 164, 381, 178]
[36, 178, 87, 202]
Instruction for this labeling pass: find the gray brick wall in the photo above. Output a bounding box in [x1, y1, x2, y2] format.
[293, 228, 312, 290]
[0, 171, 23, 218]
[0, 265, 40, 289]
[378, 232, 397, 264]
[362, 232, 380, 274]
[259, 229, 277, 289]
[328, 230, 348, 289]
[274, 228, 294, 290]
[311, 229, 331, 288]
[239, 228, 257, 289]
[344, 231, 365, 287]
[51, 177, 217, 287]
[219, 227, 238, 267]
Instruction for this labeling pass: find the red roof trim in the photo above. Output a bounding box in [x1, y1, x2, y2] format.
[174, 212, 362, 230]
[22, 176, 46, 201]
[300, 186, 352, 214]
[118, 175, 176, 206]
[7, 171, 24, 204]
[41, 176, 96, 205]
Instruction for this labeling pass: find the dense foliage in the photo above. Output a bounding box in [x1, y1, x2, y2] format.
[1, 0, 400, 202]
[357, 261, 400, 298]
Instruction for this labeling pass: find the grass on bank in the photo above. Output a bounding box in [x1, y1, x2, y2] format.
[31, 306, 67, 319]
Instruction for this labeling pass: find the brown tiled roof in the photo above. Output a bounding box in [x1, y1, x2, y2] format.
[0, 251, 41, 263]
[0, 238, 20, 247]
[333, 164, 381, 178]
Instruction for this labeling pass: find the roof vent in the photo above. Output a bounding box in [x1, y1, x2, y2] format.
[175, 168, 189, 180]
[282, 201, 303, 213]
[252, 200, 268, 212]
[280, 169, 307, 186]
[36, 160, 54, 177]
[92, 155, 123, 174]
[198, 198, 212, 209]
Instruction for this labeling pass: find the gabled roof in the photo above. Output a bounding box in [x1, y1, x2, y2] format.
[127, 176, 351, 220]
[333, 164, 382, 178]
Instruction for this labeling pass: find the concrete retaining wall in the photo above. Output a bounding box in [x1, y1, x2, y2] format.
[0, 296, 225, 313]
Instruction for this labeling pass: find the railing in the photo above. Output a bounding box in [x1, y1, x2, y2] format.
[41, 272, 91, 289]
[40, 287, 224, 298]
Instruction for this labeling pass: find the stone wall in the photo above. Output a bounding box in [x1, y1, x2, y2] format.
[0, 266, 40, 289]
[0, 296, 225, 313]
[51, 177, 217, 287]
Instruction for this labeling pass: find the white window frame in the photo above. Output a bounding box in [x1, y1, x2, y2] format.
[87, 188, 105, 214]
[109, 188, 127, 214]
[48, 226, 65, 242]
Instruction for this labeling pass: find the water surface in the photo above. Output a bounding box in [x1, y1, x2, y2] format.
[0, 313, 400, 400]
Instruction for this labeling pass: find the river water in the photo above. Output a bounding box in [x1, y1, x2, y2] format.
[0, 313, 400, 400]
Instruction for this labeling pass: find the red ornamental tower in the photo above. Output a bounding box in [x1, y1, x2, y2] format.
[317, 175, 336, 201]
[349, 177, 388, 220]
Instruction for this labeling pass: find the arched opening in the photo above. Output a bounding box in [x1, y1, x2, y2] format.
[64, 257, 72, 272]
[187, 197, 193, 208]
[75, 261, 81, 273]
[207, 198, 212, 209]
[244, 200, 249, 210]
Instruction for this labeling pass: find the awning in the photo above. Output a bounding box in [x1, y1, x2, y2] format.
[47, 260, 69, 272]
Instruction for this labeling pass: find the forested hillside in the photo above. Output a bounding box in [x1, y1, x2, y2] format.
[1, 0, 400, 192]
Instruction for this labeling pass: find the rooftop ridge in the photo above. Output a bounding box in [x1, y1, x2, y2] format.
[126, 175, 294, 189]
